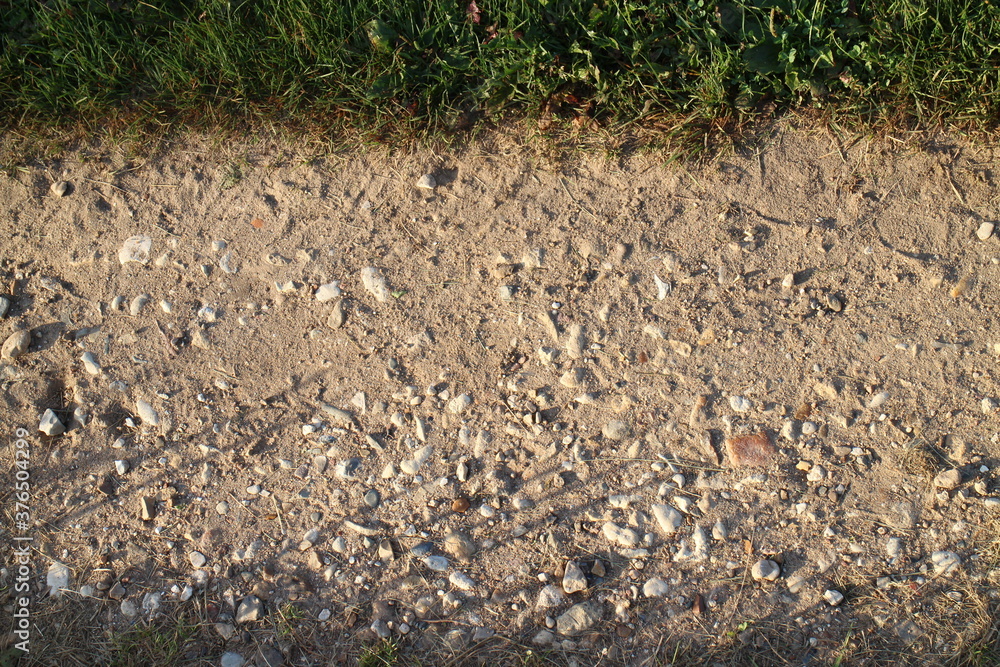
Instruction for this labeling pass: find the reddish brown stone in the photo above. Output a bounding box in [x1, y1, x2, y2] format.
[725, 432, 777, 467]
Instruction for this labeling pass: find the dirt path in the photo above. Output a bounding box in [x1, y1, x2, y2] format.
[2, 126, 999, 666]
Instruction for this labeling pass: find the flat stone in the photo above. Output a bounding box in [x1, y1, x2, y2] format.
[400, 444, 433, 475]
[449, 571, 476, 591]
[409, 541, 433, 557]
[416, 174, 437, 190]
[823, 589, 845, 606]
[327, 299, 346, 329]
[931, 550, 962, 576]
[315, 282, 342, 302]
[46, 562, 70, 597]
[562, 561, 587, 594]
[894, 619, 924, 644]
[140, 497, 156, 521]
[559, 368, 586, 389]
[725, 432, 777, 467]
[729, 395, 752, 412]
[120, 600, 138, 618]
[189, 551, 207, 568]
[643, 577, 669, 597]
[236, 595, 263, 623]
[536, 584, 567, 610]
[977, 221, 995, 241]
[444, 532, 476, 561]
[118, 235, 152, 264]
[334, 457, 361, 479]
[371, 619, 391, 638]
[555, 602, 602, 636]
[533, 630, 555, 645]
[38, 409, 65, 436]
[424, 556, 449, 572]
[602, 420, 630, 441]
[651, 504, 683, 534]
[215, 623, 236, 640]
[108, 582, 126, 600]
[221, 652, 245, 667]
[135, 400, 159, 426]
[933, 468, 962, 490]
[448, 394, 473, 414]
[363, 489, 381, 508]
[81, 351, 101, 375]
[602, 522, 639, 547]
[255, 647, 284, 667]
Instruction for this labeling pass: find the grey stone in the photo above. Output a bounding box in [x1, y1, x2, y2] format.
[424, 556, 449, 572]
[602, 522, 639, 547]
[215, 623, 236, 640]
[555, 602, 602, 636]
[135, 400, 159, 426]
[81, 351, 101, 375]
[562, 561, 587, 594]
[410, 541, 433, 557]
[449, 571, 476, 591]
[444, 532, 476, 561]
[46, 562, 70, 597]
[39, 409, 65, 436]
[371, 618, 391, 638]
[751, 559, 781, 581]
[931, 550, 961, 576]
[448, 394, 473, 414]
[0, 331, 31, 359]
[652, 504, 682, 534]
[933, 469, 962, 490]
[220, 652, 245, 667]
[643, 577, 669, 597]
[535, 585, 567, 610]
[236, 595, 263, 623]
[602, 420, 630, 441]
[335, 457, 362, 480]
[255, 646, 284, 667]
[823, 589, 845, 606]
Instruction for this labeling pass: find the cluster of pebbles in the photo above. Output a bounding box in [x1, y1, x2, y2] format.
[1, 143, 1000, 666]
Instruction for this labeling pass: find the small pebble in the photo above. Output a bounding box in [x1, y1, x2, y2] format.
[823, 589, 845, 606]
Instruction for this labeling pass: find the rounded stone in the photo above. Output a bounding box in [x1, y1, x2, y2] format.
[751, 559, 781, 581]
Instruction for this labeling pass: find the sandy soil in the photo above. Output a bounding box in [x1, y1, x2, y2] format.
[1, 125, 1000, 666]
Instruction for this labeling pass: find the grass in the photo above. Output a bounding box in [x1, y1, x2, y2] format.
[359, 639, 401, 667]
[1, 1, 999, 146]
[104, 613, 200, 667]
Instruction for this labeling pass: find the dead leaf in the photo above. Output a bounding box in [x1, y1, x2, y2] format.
[467, 0, 481, 23]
